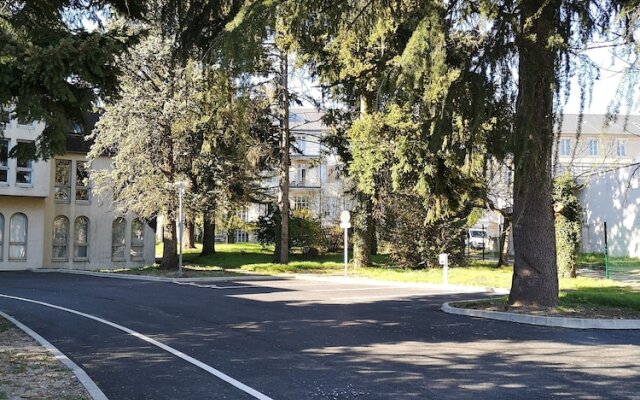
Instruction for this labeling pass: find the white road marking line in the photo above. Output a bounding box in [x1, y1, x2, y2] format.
[0, 310, 108, 400]
[0, 293, 273, 400]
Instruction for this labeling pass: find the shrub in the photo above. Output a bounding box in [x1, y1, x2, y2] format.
[552, 173, 583, 278]
[379, 193, 468, 269]
[255, 207, 326, 252]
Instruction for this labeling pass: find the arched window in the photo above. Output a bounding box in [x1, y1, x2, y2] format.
[0, 213, 4, 261]
[130, 219, 144, 260]
[74, 217, 89, 260]
[52, 216, 69, 261]
[112, 217, 126, 260]
[9, 213, 27, 260]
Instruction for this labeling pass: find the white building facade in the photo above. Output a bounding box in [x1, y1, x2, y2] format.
[235, 109, 352, 242]
[0, 116, 155, 271]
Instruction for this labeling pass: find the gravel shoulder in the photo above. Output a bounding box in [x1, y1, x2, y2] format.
[0, 316, 90, 400]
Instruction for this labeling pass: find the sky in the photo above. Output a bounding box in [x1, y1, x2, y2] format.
[563, 47, 638, 115]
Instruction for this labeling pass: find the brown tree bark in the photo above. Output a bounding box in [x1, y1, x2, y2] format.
[509, 0, 559, 307]
[160, 215, 178, 269]
[352, 94, 376, 268]
[184, 218, 196, 249]
[353, 195, 374, 268]
[201, 213, 216, 256]
[497, 215, 512, 268]
[277, 48, 290, 264]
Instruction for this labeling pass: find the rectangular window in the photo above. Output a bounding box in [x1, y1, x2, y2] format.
[238, 208, 249, 222]
[54, 160, 71, 202]
[75, 161, 90, 202]
[297, 135, 306, 154]
[0, 139, 8, 184]
[616, 140, 626, 157]
[559, 138, 571, 156]
[294, 196, 310, 210]
[323, 197, 338, 218]
[15, 141, 34, 186]
[320, 164, 327, 183]
[234, 229, 249, 243]
[588, 139, 598, 156]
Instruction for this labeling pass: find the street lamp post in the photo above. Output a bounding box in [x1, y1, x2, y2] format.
[176, 181, 185, 277]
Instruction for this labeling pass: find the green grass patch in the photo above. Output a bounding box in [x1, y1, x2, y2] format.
[147, 243, 640, 312]
[0, 318, 10, 333]
[578, 253, 640, 269]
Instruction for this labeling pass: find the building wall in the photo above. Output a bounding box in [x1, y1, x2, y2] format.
[580, 165, 640, 257]
[41, 155, 156, 270]
[0, 197, 46, 270]
[0, 121, 50, 197]
[2, 120, 155, 270]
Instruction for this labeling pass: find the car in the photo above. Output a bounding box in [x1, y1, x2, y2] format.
[467, 229, 487, 249]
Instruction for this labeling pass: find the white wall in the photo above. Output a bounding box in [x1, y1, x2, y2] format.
[0, 197, 46, 270]
[42, 154, 156, 269]
[0, 121, 50, 197]
[580, 165, 640, 257]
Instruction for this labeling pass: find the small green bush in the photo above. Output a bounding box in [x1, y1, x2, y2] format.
[552, 173, 582, 278]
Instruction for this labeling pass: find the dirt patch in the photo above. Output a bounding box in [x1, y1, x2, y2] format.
[0, 317, 91, 400]
[460, 299, 640, 319]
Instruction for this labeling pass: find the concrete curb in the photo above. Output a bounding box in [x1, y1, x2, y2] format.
[441, 300, 640, 330]
[30, 268, 280, 283]
[0, 310, 108, 400]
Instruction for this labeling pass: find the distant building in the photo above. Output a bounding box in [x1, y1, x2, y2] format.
[556, 114, 640, 257]
[0, 113, 155, 271]
[482, 114, 640, 257]
[233, 108, 352, 243]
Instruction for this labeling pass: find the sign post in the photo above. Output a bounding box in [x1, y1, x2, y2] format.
[439, 253, 449, 286]
[340, 211, 351, 278]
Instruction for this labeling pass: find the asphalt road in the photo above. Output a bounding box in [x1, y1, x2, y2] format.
[0, 272, 639, 400]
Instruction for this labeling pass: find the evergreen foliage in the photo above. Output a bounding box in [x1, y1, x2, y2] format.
[88, 33, 274, 268]
[0, 0, 145, 159]
[256, 207, 325, 252]
[553, 173, 583, 278]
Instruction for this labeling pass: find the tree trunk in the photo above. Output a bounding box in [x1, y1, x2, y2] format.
[201, 213, 216, 256]
[184, 218, 196, 249]
[277, 48, 290, 264]
[497, 214, 512, 268]
[352, 94, 376, 268]
[160, 215, 178, 269]
[353, 195, 374, 268]
[509, 1, 559, 307]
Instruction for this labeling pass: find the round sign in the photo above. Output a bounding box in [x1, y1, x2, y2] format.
[340, 210, 351, 224]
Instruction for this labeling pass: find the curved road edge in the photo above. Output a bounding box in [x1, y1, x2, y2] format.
[441, 300, 640, 329]
[0, 310, 108, 400]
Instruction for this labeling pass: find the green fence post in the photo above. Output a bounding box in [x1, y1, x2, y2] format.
[604, 221, 609, 279]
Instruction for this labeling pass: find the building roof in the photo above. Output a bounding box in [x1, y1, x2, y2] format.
[289, 108, 326, 132]
[558, 114, 640, 136]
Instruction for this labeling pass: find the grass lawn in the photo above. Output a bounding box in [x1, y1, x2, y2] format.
[135, 243, 640, 312]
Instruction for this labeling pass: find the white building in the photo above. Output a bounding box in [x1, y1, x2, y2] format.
[556, 114, 640, 257]
[482, 114, 640, 257]
[0, 114, 155, 271]
[234, 108, 352, 242]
